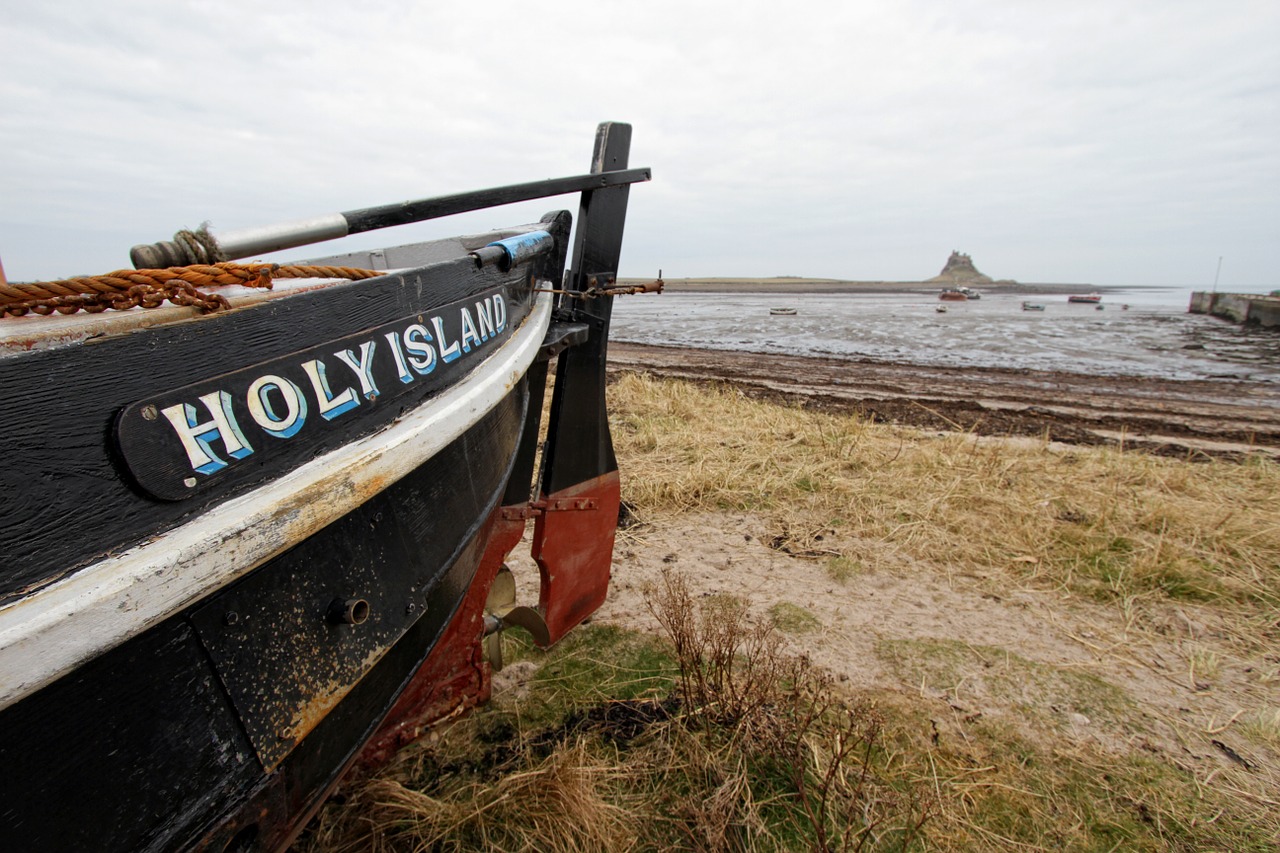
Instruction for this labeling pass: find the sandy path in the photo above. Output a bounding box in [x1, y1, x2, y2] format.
[554, 512, 1277, 795]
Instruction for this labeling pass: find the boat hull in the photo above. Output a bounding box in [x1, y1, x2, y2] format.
[0, 222, 555, 847]
[0, 393, 526, 850]
[0, 121, 644, 851]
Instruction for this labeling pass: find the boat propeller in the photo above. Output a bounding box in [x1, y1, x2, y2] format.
[482, 566, 550, 672]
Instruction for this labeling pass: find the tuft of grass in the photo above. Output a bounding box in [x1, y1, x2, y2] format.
[1187, 645, 1221, 686]
[643, 569, 931, 850]
[768, 601, 821, 635]
[349, 740, 640, 852]
[1239, 707, 1280, 750]
[825, 556, 863, 584]
[299, 624, 676, 852]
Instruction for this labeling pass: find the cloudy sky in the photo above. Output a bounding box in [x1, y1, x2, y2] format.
[2, 0, 1277, 287]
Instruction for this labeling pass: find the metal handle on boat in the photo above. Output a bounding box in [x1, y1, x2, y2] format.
[128, 167, 651, 268]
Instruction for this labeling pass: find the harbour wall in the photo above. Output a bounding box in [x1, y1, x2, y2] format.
[1189, 292, 1280, 328]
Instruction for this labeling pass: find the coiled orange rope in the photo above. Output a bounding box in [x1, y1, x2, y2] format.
[0, 263, 383, 318]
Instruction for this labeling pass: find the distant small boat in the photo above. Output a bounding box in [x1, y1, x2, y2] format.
[1021, 301, 1045, 311]
[1068, 293, 1102, 304]
[935, 305, 948, 313]
[939, 289, 967, 302]
[1095, 304, 1105, 310]
[958, 286, 981, 300]
[770, 307, 797, 316]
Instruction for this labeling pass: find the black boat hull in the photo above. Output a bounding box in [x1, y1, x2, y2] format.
[0, 391, 526, 850]
[0, 121, 644, 851]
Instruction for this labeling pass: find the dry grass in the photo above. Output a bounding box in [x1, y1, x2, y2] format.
[603, 373, 1280, 848]
[609, 372, 1280, 628]
[323, 742, 640, 852]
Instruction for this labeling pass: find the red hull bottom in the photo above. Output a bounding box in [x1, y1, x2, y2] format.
[354, 470, 620, 771]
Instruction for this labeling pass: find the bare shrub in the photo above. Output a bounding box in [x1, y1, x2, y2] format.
[646, 569, 930, 851]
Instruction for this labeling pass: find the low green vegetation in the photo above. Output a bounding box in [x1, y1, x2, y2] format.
[825, 556, 862, 584]
[767, 602, 821, 635]
[302, 579, 931, 851]
[875, 637, 1138, 734]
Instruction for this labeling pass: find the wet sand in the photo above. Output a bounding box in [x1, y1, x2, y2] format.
[608, 342, 1280, 458]
[620, 277, 1107, 295]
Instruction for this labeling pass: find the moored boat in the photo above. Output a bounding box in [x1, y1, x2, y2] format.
[1068, 293, 1102, 304]
[770, 306, 797, 315]
[939, 288, 968, 301]
[0, 122, 651, 851]
[1022, 301, 1046, 311]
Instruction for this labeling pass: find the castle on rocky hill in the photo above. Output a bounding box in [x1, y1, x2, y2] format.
[927, 251, 994, 284]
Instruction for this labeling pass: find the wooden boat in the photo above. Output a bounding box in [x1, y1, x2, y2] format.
[1068, 293, 1102, 304]
[1021, 301, 1046, 311]
[0, 123, 651, 851]
[770, 306, 797, 315]
[939, 288, 968, 301]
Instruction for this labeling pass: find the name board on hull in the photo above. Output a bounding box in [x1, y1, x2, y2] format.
[116, 286, 512, 501]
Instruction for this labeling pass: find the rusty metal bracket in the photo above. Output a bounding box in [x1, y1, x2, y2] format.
[537, 321, 590, 362]
[501, 497, 599, 521]
[534, 270, 664, 302]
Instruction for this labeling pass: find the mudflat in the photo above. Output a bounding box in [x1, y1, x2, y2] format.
[609, 342, 1280, 459]
[620, 276, 1105, 294]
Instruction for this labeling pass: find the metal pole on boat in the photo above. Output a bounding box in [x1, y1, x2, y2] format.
[128, 168, 650, 269]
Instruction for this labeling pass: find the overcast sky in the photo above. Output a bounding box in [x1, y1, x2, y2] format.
[3, 0, 1277, 287]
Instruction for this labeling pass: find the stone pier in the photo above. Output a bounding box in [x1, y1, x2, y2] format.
[1189, 291, 1280, 328]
